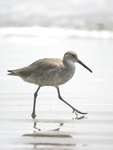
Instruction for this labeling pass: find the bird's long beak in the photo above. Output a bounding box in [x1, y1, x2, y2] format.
[78, 59, 92, 73]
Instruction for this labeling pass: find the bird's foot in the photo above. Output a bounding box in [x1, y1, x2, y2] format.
[72, 109, 87, 120]
[72, 109, 78, 117]
[72, 108, 88, 115]
[31, 113, 36, 119]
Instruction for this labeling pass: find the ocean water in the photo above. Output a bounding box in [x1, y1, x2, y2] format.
[1, 0, 113, 31]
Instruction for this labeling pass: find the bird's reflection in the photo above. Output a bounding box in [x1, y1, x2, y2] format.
[33, 122, 64, 131]
[72, 115, 87, 120]
[23, 122, 72, 138]
[22, 116, 87, 149]
[33, 122, 41, 131]
[33, 115, 86, 130]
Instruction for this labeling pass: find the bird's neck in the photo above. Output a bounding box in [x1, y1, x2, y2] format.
[63, 60, 75, 73]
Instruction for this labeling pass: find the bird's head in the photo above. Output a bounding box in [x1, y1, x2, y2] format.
[63, 51, 92, 73]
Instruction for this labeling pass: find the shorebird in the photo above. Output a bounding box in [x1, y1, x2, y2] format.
[8, 51, 92, 118]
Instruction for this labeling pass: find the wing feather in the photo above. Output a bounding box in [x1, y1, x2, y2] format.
[8, 58, 63, 78]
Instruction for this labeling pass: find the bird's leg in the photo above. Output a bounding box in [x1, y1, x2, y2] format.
[31, 86, 41, 119]
[56, 87, 87, 116]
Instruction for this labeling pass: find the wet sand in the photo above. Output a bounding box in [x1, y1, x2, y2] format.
[0, 36, 113, 149]
[0, 101, 113, 150]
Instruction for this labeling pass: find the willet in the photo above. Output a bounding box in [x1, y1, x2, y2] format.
[8, 51, 92, 118]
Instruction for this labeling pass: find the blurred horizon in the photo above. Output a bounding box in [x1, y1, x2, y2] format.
[0, 0, 113, 31]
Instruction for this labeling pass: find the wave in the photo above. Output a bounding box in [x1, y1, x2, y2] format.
[0, 27, 113, 39]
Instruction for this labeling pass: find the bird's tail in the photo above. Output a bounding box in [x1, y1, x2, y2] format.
[7, 70, 17, 76]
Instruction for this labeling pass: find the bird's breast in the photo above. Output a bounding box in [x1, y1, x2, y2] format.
[64, 61, 75, 79]
[54, 61, 75, 86]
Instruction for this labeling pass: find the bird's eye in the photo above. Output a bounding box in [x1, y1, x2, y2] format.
[71, 54, 75, 57]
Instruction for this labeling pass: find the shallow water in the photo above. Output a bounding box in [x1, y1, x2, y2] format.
[0, 35, 113, 149]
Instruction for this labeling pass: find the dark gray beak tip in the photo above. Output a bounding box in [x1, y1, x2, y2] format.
[78, 59, 92, 73]
[90, 70, 93, 73]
